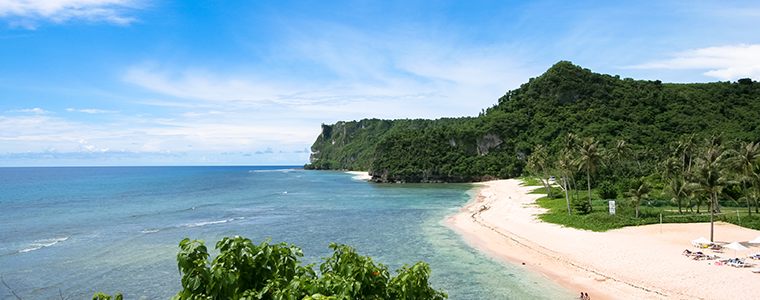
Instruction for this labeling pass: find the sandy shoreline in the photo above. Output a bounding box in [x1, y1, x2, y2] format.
[446, 179, 760, 300]
[346, 171, 372, 180]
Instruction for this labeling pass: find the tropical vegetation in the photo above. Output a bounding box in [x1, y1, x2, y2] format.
[305, 61, 760, 237]
[96, 236, 446, 300]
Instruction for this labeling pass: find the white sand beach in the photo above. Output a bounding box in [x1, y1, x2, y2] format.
[447, 179, 760, 300]
[346, 171, 372, 180]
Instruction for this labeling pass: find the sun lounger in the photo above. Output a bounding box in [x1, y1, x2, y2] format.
[751, 269, 760, 273]
[729, 259, 754, 268]
[692, 254, 716, 261]
[735, 263, 754, 268]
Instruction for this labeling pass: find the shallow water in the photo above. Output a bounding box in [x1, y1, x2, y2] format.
[0, 166, 575, 299]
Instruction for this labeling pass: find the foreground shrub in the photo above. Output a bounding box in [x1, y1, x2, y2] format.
[97, 236, 447, 300]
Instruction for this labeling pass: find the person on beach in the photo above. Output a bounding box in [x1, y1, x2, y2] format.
[585, 292, 590, 299]
[580, 292, 585, 299]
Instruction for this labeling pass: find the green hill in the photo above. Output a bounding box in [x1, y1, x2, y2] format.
[305, 61, 760, 183]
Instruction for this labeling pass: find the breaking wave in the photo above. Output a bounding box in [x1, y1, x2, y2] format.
[1, 237, 69, 257]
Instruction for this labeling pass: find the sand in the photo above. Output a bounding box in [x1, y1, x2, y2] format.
[446, 179, 760, 300]
[346, 171, 372, 180]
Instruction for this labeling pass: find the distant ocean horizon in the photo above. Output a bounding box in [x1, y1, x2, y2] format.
[0, 166, 574, 299]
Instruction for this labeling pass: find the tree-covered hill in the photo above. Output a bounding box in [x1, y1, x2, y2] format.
[305, 61, 760, 183]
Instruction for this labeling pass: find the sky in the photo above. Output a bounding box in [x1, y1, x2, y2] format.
[1, 0, 760, 167]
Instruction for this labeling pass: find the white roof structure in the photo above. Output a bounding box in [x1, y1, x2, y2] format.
[724, 242, 749, 251]
[691, 237, 711, 244]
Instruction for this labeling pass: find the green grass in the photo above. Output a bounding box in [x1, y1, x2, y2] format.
[516, 178, 760, 232]
[517, 176, 544, 187]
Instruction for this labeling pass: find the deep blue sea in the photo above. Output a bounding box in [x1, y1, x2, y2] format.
[0, 166, 574, 299]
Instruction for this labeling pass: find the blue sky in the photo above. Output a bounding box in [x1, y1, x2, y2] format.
[1, 0, 759, 166]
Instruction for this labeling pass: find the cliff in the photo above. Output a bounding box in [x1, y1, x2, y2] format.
[305, 61, 760, 183]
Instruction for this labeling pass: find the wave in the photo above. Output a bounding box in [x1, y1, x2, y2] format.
[130, 203, 216, 218]
[0, 237, 68, 257]
[141, 217, 245, 234]
[185, 217, 245, 228]
[250, 169, 297, 173]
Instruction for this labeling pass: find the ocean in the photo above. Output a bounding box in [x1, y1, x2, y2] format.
[0, 166, 574, 299]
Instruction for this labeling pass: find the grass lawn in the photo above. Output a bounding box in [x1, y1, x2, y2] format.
[516, 177, 760, 232]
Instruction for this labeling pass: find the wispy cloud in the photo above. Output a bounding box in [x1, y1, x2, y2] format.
[67, 108, 118, 113]
[0, 148, 181, 161]
[124, 24, 533, 120]
[180, 110, 224, 117]
[124, 66, 284, 102]
[624, 44, 760, 81]
[0, 0, 142, 29]
[0, 115, 80, 140]
[7, 107, 52, 114]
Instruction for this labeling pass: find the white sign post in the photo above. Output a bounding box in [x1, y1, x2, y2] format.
[609, 200, 616, 215]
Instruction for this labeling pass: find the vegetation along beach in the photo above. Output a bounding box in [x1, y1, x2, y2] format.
[3, 1, 760, 299]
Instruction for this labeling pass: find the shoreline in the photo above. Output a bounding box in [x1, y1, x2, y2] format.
[346, 171, 372, 181]
[446, 179, 760, 300]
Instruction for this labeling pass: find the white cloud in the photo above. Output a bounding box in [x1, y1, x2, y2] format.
[0, 115, 80, 140]
[124, 66, 285, 103]
[7, 107, 52, 114]
[67, 108, 118, 113]
[123, 27, 533, 121]
[180, 110, 224, 117]
[625, 44, 760, 81]
[0, 0, 141, 29]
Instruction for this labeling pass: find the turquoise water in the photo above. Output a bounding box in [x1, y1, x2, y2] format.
[0, 166, 575, 299]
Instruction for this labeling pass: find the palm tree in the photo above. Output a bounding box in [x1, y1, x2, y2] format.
[688, 141, 731, 242]
[609, 139, 630, 178]
[576, 137, 605, 212]
[660, 157, 681, 183]
[626, 177, 651, 218]
[728, 141, 760, 216]
[676, 134, 697, 172]
[689, 189, 707, 213]
[556, 150, 574, 216]
[527, 144, 553, 199]
[564, 133, 581, 201]
[663, 176, 689, 214]
[611, 140, 629, 163]
[752, 163, 760, 213]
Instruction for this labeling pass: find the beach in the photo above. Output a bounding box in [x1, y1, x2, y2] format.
[346, 171, 373, 180]
[446, 179, 760, 300]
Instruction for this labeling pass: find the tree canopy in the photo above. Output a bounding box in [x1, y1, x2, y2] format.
[96, 236, 447, 300]
[306, 61, 759, 183]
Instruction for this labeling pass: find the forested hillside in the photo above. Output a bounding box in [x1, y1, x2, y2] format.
[305, 61, 760, 183]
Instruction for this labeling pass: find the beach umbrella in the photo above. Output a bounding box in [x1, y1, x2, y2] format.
[724, 242, 750, 257]
[691, 237, 711, 247]
[749, 237, 760, 244]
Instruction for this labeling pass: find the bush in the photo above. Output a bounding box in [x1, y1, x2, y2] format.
[98, 236, 447, 300]
[571, 198, 592, 215]
[597, 180, 617, 199]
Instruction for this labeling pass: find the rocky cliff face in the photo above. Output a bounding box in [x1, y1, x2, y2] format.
[476, 133, 502, 156]
[305, 119, 398, 170]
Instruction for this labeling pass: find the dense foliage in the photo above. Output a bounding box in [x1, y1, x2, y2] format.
[96, 236, 446, 300]
[305, 61, 760, 184]
[304, 118, 472, 172]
